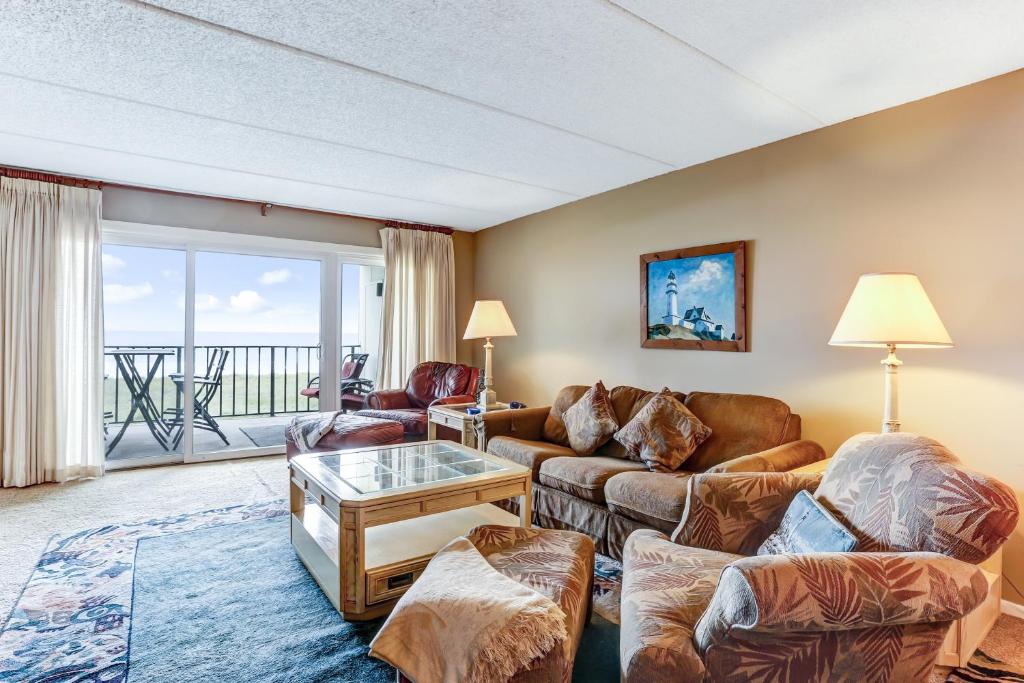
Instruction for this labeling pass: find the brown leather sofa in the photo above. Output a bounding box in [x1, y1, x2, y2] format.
[480, 384, 826, 559]
[355, 361, 480, 439]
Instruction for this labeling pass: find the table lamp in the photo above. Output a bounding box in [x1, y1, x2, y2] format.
[463, 300, 517, 411]
[829, 273, 952, 433]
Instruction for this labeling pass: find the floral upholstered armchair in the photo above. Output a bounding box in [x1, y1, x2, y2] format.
[620, 432, 1019, 683]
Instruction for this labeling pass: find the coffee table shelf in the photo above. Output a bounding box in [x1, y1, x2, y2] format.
[289, 441, 531, 620]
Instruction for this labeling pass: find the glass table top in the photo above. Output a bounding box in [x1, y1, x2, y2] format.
[294, 442, 511, 496]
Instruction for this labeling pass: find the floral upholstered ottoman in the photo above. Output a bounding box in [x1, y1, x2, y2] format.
[386, 525, 595, 683]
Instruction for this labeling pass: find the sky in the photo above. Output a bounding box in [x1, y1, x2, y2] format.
[647, 252, 736, 337]
[102, 245, 362, 345]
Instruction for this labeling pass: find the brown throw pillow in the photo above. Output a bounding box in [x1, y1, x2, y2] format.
[614, 388, 711, 472]
[562, 381, 619, 455]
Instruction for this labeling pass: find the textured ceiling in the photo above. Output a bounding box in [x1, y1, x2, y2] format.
[1, 1, 1022, 230]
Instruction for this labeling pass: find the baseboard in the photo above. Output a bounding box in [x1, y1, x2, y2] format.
[1001, 599, 1024, 619]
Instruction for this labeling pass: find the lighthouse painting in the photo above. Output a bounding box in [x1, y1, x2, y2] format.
[640, 241, 747, 352]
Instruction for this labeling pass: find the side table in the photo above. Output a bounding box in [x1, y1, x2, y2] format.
[427, 402, 510, 449]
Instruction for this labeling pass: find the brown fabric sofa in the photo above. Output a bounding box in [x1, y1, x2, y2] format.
[481, 384, 826, 559]
[620, 432, 1020, 682]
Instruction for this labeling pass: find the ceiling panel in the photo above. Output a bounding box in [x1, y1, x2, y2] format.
[612, 0, 1024, 123]
[0, 75, 569, 220]
[0, 0, 1021, 230]
[142, 0, 821, 167]
[0, 1, 667, 213]
[0, 131, 517, 229]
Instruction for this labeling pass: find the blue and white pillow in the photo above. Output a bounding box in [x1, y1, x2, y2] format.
[757, 490, 858, 555]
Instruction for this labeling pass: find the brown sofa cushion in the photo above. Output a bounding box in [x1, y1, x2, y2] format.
[614, 389, 711, 472]
[539, 456, 647, 504]
[597, 385, 686, 459]
[487, 436, 576, 482]
[682, 392, 796, 471]
[604, 470, 692, 532]
[563, 381, 619, 456]
[542, 385, 590, 447]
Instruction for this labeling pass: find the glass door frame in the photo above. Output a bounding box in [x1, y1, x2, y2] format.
[103, 220, 383, 468]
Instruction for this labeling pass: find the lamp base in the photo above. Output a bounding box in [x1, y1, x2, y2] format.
[881, 345, 903, 433]
[477, 388, 500, 411]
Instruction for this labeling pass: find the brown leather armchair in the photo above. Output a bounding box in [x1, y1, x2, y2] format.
[355, 361, 480, 439]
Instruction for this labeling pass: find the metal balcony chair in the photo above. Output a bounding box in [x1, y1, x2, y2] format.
[166, 347, 231, 449]
[300, 352, 373, 412]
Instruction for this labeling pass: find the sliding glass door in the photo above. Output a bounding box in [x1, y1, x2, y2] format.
[190, 251, 322, 458]
[101, 223, 383, 468]
[101, 244, 186, 467]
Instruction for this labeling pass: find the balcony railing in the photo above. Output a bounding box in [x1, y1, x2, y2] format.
[103, 344, 363, 422]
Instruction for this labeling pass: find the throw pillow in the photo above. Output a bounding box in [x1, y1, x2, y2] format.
[756, 490, 858, 555]
[613, 388, 711, 472]
[562, 381, 619, 456]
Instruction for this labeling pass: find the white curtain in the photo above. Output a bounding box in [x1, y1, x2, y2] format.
[376, 227, 456, 390]
[1, 178, 105, 486]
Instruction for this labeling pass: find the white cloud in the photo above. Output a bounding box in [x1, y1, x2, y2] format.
[259, 268, 292, 285]
[681, 260, 725, 292]
[104, 282, 154, 304]
[161, 269, 183, 281]
[228, 290, 269, 314]
[195, 293, 221, 311]
[175, 292, 221, 311]
[102, 254, 126, 271]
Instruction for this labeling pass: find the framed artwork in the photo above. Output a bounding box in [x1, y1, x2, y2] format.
[640, 240, 747, 352]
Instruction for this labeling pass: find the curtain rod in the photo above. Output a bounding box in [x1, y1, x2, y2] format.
[0, 163, 456, 233]
[0, 166, 102, 190]
[383, 219, 454, 235]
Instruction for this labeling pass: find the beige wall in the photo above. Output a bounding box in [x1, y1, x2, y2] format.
[103, 186, 477, 364]
[474, 69, 1024, 603]
[451, 229, 477, 363]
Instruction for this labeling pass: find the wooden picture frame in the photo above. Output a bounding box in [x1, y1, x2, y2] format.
[640, 240, 747, 352]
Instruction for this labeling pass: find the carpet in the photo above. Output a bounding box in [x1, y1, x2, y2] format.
[946, 651, 1024, 682]
[238, 424, 289, 447]
[0, 501, 618, 682]
[131, 516, 390, 683]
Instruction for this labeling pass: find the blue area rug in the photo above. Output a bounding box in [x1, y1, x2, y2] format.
[0, 500, 618, 682]
[130, 516, 390, 683]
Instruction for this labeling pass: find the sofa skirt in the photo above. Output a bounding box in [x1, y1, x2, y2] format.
[497, 482, 655, 559]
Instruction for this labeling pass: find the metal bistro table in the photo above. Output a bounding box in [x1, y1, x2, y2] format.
[104, 347, 178, 455]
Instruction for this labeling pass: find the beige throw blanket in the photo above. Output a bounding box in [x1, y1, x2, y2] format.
[369, 536, 568, 683]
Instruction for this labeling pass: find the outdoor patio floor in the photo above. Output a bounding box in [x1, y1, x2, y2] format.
[104, 415, 296, 462]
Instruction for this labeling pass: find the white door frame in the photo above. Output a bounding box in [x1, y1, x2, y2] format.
[102, 221, 383, 468]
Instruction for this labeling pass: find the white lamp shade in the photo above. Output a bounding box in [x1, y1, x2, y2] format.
[463, 300, 517, 339]
[830, 273, 953, 348]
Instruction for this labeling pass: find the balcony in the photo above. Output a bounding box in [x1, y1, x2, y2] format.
[104, 344, 369, 461]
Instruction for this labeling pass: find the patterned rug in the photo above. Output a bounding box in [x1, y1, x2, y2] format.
[593, 553, 623, 624]
[6, 501, 1009, 682]
[946, 651, 1024, 682]
[0, 501, 622, 682]
[0, 501, 287, 682]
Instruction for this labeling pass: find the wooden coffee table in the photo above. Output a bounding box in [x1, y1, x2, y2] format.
[288, 440, 531, 620]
